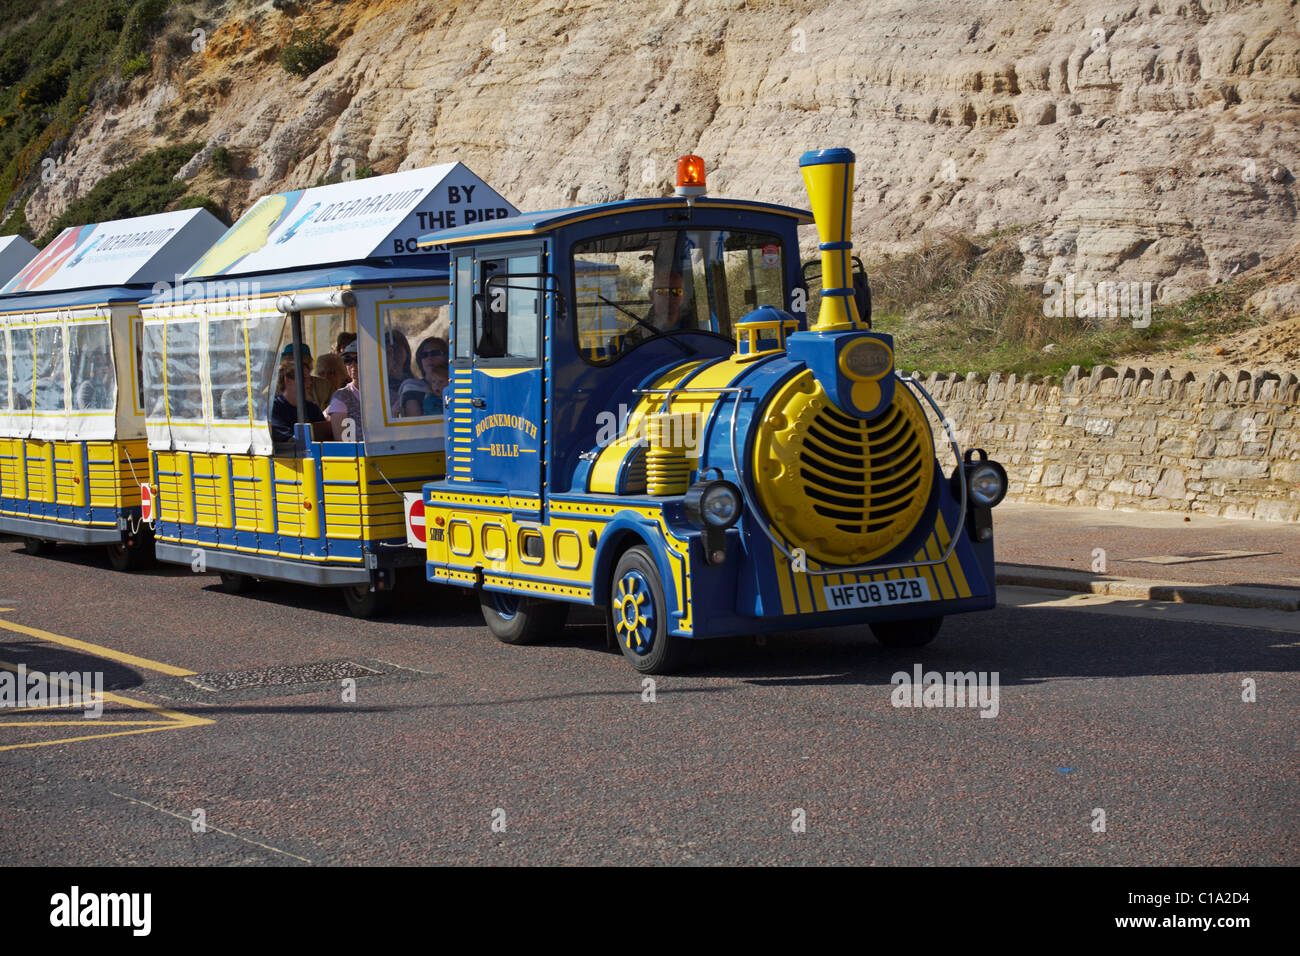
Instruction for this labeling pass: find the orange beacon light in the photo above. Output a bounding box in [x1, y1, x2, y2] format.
[675, 155, 707, 198]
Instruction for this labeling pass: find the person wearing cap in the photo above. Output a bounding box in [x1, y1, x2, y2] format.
[270, 364, 328, 443]
[280, 342, 333, 408]
[327, 340, 363, 441]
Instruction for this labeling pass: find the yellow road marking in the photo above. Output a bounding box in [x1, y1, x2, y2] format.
[0, 658, 212, 752]
[0, 615, 195, 677]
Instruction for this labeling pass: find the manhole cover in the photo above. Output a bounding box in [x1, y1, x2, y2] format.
[185, 660, 384, 692]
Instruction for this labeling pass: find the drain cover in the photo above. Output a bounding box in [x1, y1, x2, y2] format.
[185, 660, 384, 692]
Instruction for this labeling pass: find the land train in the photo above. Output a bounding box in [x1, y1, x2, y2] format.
[0, 148, 1007, 672]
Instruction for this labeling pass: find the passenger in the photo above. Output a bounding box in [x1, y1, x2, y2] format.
[75, 351, 113, 410]
[270, 365, 329, 443]
[402, 336, 450, 416]
[385, 328, 420, 416]
[327, 340, 363, 441]
[219, 386, 247, 421]
[315, 353, 348, 403]
[335, 331, 357, 354]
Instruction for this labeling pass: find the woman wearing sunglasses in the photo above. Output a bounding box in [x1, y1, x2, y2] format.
[401, 336, 450, 416]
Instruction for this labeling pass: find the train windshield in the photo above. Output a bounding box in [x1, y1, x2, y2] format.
[573, 228, 785, 364]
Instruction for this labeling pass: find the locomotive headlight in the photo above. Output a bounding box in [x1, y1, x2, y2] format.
[965, 461, 1007, 508]
[685, 480, 741, 529]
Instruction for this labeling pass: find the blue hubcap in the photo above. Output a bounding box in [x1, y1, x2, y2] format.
[491, 591, 520, 621]
[614, 570, 655, 655]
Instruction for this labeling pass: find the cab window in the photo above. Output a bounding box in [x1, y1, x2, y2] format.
[475, 254, 540, 362]
[572, 229, 785, 364]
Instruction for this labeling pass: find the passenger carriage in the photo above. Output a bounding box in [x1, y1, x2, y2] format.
[140, 164, 516, 615]
[0, 211, 225, 568]
[415, 149, 1008, 672]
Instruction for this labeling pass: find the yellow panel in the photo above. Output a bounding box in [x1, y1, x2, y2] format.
[482, 523, 507, 561]
[553, 530, 581, 570]
[28, 441, 55, 504]
[0, 438, 25, 500]
[448, 519, 473, 556]
[300, 457, 320, 539]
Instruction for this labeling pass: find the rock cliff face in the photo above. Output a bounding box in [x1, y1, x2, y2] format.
[24, 0, 1300, 303]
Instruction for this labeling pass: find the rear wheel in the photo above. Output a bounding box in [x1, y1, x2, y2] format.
[106, 539, 151, 572]
[479, 590, 569, 645]
[342, 582, 393, 618]
[610, 545, 685, 674]
[219, 572, 256, 595]
[21, 536, 54, 556]
[871, 615, 943, 649]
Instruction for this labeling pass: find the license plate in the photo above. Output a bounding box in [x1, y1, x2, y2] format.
[823, 577, 931, 610]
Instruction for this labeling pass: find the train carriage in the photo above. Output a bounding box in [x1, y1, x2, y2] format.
[140, 163, 516, 614]
[0, 210, 225, 568]
[416, 149, 1007, 672]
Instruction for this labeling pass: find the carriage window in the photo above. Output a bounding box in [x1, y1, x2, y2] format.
[68, 321, 115, 412]
[0, 329, 8, 411]
[141, 323, 167, 420]
[209, 318, 248, 421]
[572, 229, 785, 364]
[247, 312, 286, 426]
[9, 328, 34, 411]
[165, 320, 203, 421]
[381, 301, 449, 419]
[33, 325, 66, 412]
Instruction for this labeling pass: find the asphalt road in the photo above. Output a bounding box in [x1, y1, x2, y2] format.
[1, 536, 1296, 866]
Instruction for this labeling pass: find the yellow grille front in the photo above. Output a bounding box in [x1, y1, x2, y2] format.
[752, 370, 934, 565]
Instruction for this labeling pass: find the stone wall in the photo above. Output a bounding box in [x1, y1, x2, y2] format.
[914, 365, 1300, 522]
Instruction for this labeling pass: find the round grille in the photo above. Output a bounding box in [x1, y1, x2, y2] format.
[751, 370, 934, 565]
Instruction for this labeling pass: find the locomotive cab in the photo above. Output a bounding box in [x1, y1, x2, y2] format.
[418, 148, 1006, 672]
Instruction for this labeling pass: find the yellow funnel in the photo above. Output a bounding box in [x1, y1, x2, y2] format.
[799, 148, 860, 332]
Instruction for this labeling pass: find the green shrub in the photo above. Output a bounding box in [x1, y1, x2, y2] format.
[120, 52, 151, 78]
[210, 145, 232, 175]
[278, 28, 336, 77]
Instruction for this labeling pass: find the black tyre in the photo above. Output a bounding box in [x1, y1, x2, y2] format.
[610, 545, 685, 674]
[342, 582, 393, 618]
[106, 539, 151, 572]
[219, 572, 256, 595]
[479, 590, 569, 645]
[21, 536, 54, 556]
[871, 615, 943, 649]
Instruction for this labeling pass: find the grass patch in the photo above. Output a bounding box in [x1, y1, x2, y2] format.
[859, 233, 1266, 377]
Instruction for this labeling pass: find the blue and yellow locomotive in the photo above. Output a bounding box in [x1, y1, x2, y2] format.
[417, 148, 1008, 672]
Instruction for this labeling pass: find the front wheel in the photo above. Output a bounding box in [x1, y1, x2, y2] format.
[610, 545, 685, 674]
[479, 590, 569, 645]
[870, 616, 943, 649]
